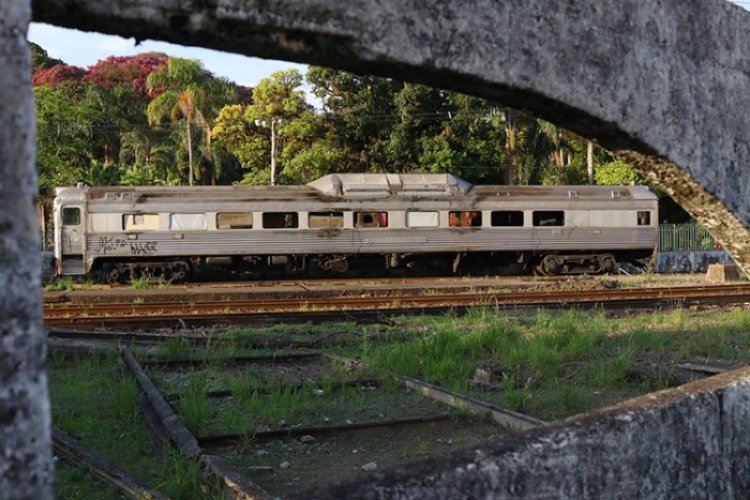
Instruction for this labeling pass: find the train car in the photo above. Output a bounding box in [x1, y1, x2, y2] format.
[53, 173, 658, 282]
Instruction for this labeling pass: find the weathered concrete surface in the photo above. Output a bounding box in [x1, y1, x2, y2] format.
[656, 250, 736, 273]
[29, 0, 750, 275]
[294, 367, 750, 499]
[0, 0, 53, 497]
[706, 263, 742, 282]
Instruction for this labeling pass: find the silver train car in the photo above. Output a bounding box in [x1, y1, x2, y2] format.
[53, 173, 658, 282]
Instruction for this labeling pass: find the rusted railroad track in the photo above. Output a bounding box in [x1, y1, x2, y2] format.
[43, 284, 750, 328]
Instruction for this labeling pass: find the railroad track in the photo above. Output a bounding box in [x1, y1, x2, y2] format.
[43, 284, 750, 328]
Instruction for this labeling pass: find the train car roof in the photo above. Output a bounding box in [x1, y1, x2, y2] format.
[54, 174, 656, 202]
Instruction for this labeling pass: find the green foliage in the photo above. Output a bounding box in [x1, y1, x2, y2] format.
[45, 277, 76, 292]
[595, 159, 643, 185]
[35, 43, 655, 193]
[30, 42, 64, 72]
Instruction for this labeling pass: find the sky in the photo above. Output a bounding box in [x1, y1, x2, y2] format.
[27, 23, 308, 89]
[27, 0, 750, 89]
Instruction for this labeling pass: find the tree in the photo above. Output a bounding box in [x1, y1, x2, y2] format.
[34, 84, 103, 193]
[119, 127, 177, 185]
[147, 58, 237, 185]
[213, 69, 314, 184]
[84, 53, 168, 97]
[418, 93, 506, 184]
[31, 63, 84, 88]
[307, 67, 402, 173]
[30, 42, 63, 72]
[595, 159, 643, 185]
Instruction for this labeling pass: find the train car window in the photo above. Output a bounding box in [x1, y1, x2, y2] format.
[263, 212, 299, 229]
[122, 213, 159, 231]
[449, 211, 482, 227]
[637, 211, 651, 226]
[309, 212, 344, 229]
[169, 213, 207, 230]
[355, 212, 388, 228]
[533, 211, 565, 227]
[62, 207, 80, 226]
[217, 212, 253, 229]
[491, 211, 524, 227]
[406, 211, 439, 227]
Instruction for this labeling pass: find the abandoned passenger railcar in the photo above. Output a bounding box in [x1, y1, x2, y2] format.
[53, 173, 658, 283]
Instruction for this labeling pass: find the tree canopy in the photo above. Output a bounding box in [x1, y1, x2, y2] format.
[32, 42, 664, 206]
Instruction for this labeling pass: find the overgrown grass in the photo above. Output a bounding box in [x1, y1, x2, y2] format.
[48, 353, 222, 498]
[45, 277, 77, 292]
[49, 305, 750, 496]
[44, 277, 98, 291]
[130, 275, 172, 289]
[364, 306, 750, 420]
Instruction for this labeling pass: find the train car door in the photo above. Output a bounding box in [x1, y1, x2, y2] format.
[59, 204, 85, 274]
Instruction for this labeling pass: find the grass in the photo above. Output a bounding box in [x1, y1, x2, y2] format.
[363, 306, 750, 420]
[45, 277, 77, 292]
[44, 277, 99, 291]
[49, 304, 750, 496]
[48, 353, 223, 498]
[130, 275, 172, 289]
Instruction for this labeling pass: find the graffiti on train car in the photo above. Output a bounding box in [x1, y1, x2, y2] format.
[95, 236, 158, 255]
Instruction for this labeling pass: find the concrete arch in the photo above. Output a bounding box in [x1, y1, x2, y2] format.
[32, 0, 750, 272]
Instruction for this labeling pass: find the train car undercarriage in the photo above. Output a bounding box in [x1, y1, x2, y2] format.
[93, 250, 652, 284]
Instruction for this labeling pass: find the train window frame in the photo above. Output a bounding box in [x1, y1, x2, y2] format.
[491, 210, 524, 227]
[217, 212, 253, 230]
[637, 211, 651, 226]
[309, 211, 345, 229]
[122, 213, 160, 231]
[169, 213, 207, 231]
[533, 211, 565, 227]
[262, 212, 299, 229]
[355, 211, 388, 228]
[448, 211, 482, 228]
[62, 207, 80, 226]
[405, 211, 439, 228]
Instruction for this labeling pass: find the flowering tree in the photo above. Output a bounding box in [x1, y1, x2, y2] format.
[31, 64, 84, 88]
[84, 54, 168, 97]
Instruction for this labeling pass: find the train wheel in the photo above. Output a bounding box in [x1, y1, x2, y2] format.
[106, 268, 121, 285]
[169, 261, 190, 283]
[600, 255, 616, 273]
[541, 255, 559, 275]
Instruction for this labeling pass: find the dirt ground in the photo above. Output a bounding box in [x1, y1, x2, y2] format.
[46, 272, 715, 305]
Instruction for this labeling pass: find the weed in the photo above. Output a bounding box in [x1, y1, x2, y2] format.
[110, 378, 141, 425]
[162, 450, 223, 499]
[179, 374, 212, 433]
[228, 376, 256, 403]
[500, 374, 533, 412]
[589, 352, 632, 387]
[45, 277, 76, 292]
[130, 275, 172, 289]
[159, 336, 192, 360]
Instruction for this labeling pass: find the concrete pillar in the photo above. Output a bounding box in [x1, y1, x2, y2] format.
[0, 0, 53, 497]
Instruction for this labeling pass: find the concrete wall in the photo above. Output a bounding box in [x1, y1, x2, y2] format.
[656, 251, 736, 273]
[296, 367, 750, 499]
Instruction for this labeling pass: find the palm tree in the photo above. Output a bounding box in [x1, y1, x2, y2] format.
[146, 58, 236, 185]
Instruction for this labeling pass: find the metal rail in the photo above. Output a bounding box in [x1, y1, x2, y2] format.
[44, 284, 750, 328]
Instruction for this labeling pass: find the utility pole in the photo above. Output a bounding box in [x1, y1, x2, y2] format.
[587, 140, 594, 185]
[270, 118, 277, 186]
[256, 118, 283, 185]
